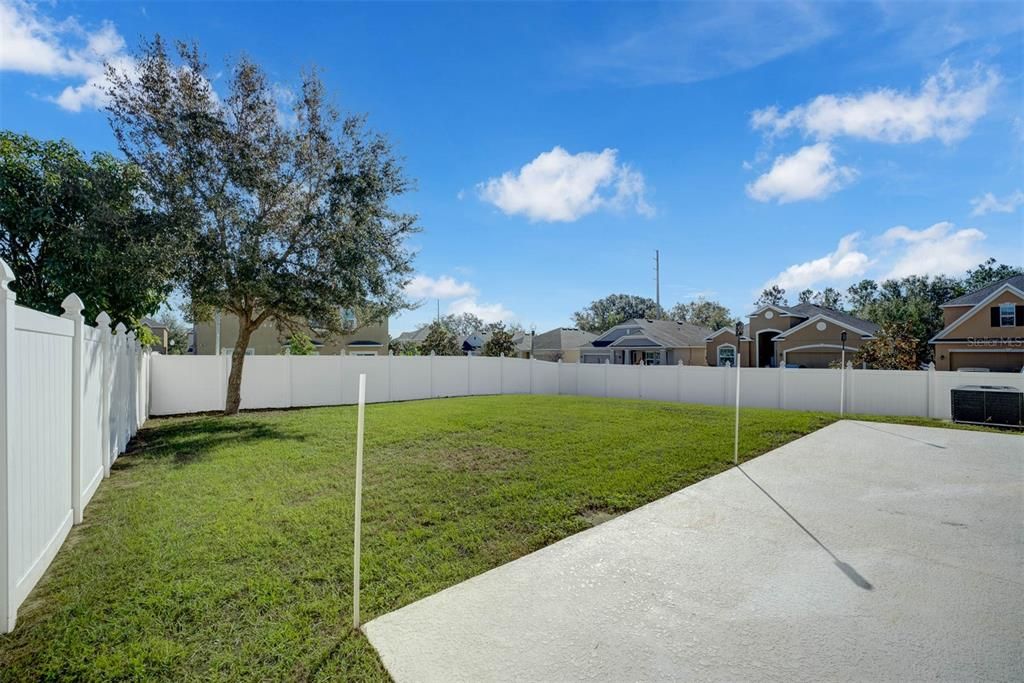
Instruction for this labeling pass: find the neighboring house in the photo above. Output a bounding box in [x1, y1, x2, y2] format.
[141, 317, 169, 354]
[531, 327, 596, 363]
[460, 330, 533, 358]
[578, 319, 712, 365]
[192, 310, 388, 355]
[706, 303, 879, 369]
[393, 325, 431, 348]
[929, 275, 1024, 372]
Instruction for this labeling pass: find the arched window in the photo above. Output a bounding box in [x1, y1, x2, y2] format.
[717, 344, 736, 367]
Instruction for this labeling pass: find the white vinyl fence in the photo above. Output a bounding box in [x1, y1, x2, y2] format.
[1, 261, 149, 633]
[150, 352, 1024, 421]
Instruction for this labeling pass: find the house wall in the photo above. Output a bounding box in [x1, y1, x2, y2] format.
[942, 305, 972, 327]
[705, 332, 753, 367]
[667, 347, 707, 366]
[775, 320, 866, 367]
[931, 291, 1024, 371]
[194, 314, 388, 355]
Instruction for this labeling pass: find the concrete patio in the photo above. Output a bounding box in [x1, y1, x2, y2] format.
[365, 420, 1024, 682]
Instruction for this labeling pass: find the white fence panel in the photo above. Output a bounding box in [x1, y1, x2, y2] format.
[607, 364, 640, 399]
[557, 362, 578, 395]
[532, 359, 559, 396]
[238, 356, 290, 410]
[784, 369, 840, 412]
[739, 368, 780, 408]
[576, 363, 606, 397]
[290, 356, 343, 407]
[391, 355, 431, 402]
[501, 357, 531, 394]
[679, 366, 726, 405]
[342, 356, 390, 404]
[640, 364, 676, 402]
[850, 369, 928, 417]
[431, 356, 469, 398]
[150, 355, 222, 415]
[1, 259, 149, 633]
[9, 306, 74, 618]
[469, 356, 501, 395]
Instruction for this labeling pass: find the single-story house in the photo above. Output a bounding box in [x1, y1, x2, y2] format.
[706, 303, 879, 369]
[929, 274, 1024, 372]
[578, 319, 712, 365]
[460, 330, 533, 358]
[192, 310, 388, 356]
[531, 327, 597, 363]
[393, 325, 431, 347]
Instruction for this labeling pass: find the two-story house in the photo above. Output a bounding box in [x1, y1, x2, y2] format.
[929, 275, 1024, 372]
[705, 303, 878, 369]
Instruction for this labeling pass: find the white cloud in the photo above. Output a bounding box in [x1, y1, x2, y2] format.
[404, 274, 477, 300]
[477, 146, 653, 222]
[969, 189, 1024, 216]
[752, 62, 999, 145]
[879, 221, 986, 279]
[767, 233, 872, 290]
[0, 0, 133, 111]
[447, 297, 514, 323]
[746, 143, 857, 204]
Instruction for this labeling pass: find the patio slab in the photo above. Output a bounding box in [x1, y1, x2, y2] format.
[364, 420, 1024, 682]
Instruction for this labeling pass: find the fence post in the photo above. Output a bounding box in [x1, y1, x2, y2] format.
[556, 358, 562, 395]
[777, 363, 785, 410]
[96, 312, 112, 478]
[429, 351, 435, 398]
[127, 330, 137, 438]
[677, 361, 683, 403]
[722, 361, 730, 406]
[1, 259, 17, 632]
[113, 323, 126, 456]
[61, 295, 86, 525]
[847, 362, 856, 415]
[466, 352, 472, 396]
[926, 361, 936, 418]
[603, 359, 609, 398]
[387, 351, 394, 402]
[285, 353, 293, 409]
[529, 357, 535, 394]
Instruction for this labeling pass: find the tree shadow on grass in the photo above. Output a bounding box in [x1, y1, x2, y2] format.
[124, 418, 309, 467]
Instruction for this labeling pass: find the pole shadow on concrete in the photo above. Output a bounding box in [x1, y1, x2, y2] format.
[736, 465, 874, 591]
[851, 421, 946, 449]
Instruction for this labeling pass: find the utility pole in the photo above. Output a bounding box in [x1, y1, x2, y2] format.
[436, 299, 440, 323]
[654, 249, 661, 317]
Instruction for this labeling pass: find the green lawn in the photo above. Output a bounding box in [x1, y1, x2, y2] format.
[0, 396, 1009, 681]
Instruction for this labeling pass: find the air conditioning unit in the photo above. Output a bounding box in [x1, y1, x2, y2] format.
[950, 385, 1023, 428]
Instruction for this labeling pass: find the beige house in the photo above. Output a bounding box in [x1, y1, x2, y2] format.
[531, 327, 597, 363]
[193, 311, 388, 356]
[929, 275, 1024, 372]
[706, 303, 878, 369]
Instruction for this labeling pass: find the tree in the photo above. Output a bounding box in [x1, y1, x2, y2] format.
[288, 331, 317, 355]
[0, 132, 180, 326]
[572, 294, 659, 333]
[963, 258, 1023, 292]
[419, 321, 460, 356]
[156, 311, 191, 354]
[798, 289, 814, 304]
[754, 285, 787, 307]
[440, 312, 485, 336]
[852, 322, 919, 370]
[107, 38, 418, 414]
[668, 297, 733, 330]
[814, 287, 844, 310]
[481, 323, 517, 357]
[845, 279, 879, 318]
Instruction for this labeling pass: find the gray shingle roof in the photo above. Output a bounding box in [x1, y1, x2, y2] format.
[532, 327, 597, 352]
[779, 303, 880, 335]
[941, 274, 1024, 307]
[394, 325, 431, 343]
[582, 319, 714, 350]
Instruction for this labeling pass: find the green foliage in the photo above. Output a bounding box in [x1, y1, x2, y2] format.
[133, 325, 160, 348]
[853, 322, 920, 370]
[754, 285, 787, 307]
[963, 257, 1023, 292]
[572, 293, 659, 333]
[106, 38, 419, 412]
[667, 297, 733, 330]
[156, 311, 191, 354]
[288, 331, 317, 356]
[481, 323, 517, 357]
[389, 338, 419, 356]
[419, 321, 460, 355]
[441, 312, 485, 336]
[0, 131, 181, 326]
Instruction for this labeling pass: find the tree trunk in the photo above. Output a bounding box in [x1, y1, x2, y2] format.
[224, 323, 255, 415]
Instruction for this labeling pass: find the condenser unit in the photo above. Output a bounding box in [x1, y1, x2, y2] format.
[950, 385, 1023, 428]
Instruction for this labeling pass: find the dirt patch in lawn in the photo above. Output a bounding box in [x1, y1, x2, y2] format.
[420, 445, 529, 472]
[578, 505, 622, 527]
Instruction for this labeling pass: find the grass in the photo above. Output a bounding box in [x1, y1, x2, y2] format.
[0, 396, 1014, 681]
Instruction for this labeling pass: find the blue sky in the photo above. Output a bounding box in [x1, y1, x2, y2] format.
[1, 1, 1022, 334]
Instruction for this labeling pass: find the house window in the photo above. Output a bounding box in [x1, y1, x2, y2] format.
[342, 308, 358, 327]
[717, 345, 736, 367]
[1000, 303, 1016, 327]
[643, 351, 661, 365]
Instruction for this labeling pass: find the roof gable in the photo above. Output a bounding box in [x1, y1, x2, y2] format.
[930, 282, 1024, 342]
[774, 313, 878, 340]
[941, 274, 1024, 308]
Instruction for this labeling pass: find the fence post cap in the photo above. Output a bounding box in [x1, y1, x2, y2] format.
[927, 361, 936, 370]
[0, 256, 14, 292]
[60, 293, 85, 318]
[114, 322, 128, 335]
[95, 311, 112, 328]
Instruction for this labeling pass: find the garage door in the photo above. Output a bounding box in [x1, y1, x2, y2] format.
[785, 351, 841, 369]
[950, 352, 1024, 373]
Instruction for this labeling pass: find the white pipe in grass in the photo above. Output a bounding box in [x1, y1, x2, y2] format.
[353, 373, 366, 629]
[733, 357, 741, 465]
